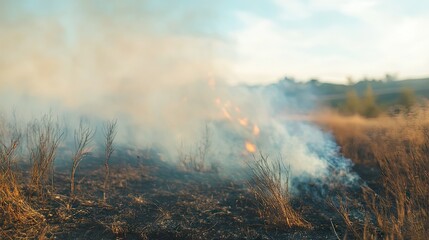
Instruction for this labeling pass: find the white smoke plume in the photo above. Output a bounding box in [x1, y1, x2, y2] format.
[0, 1, 357, 189]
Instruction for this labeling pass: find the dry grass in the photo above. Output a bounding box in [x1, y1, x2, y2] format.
[0, 117, 47, 239]
[315, 107, 429, 239]
[178, 124, 214, 172]
[70, 120, 95, 199]
[248, 153, 311, 228]
[27, 114, 63, 198]
[102, 120, 117, 203]
[109, 216, 128, 237]
[311, 112, 380, 165]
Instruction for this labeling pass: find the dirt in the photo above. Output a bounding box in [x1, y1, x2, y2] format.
[6, 147, 377, 239]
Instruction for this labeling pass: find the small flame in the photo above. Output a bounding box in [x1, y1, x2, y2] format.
[238, 118, 248, 126]
[222, 108, 232, 120]
[252, 124, 260, 136]
[215, 98, 221, 105]
[245, 141, 256, 153]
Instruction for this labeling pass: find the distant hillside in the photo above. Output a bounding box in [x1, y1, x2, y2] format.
[239, 77, 429, 113]
[311, 77, 429, 107]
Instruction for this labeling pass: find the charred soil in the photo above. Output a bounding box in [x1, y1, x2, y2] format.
[2, 148, 364, 239]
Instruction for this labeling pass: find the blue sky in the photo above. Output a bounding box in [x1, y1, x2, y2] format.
[1, 0, 428, 84]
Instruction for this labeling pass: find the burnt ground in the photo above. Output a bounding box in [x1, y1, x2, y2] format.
[8, 148, 381, 240]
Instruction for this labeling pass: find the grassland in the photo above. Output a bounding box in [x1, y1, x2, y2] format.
[314, 107, 429, 239]
[1, 106, 428, 239]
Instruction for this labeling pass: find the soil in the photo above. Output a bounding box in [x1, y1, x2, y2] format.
[7, 147, 380, 239]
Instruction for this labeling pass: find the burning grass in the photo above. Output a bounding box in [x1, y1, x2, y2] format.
[248, 153, 311, 229]
[6, 106, 428, 239]
[0, 112, 334, 239]
[314, 107, 429, 239]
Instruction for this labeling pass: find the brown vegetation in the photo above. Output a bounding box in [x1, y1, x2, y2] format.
[70, 120, 95, 199]
[248, 153, 311, 228]
[3, 104, 427, 239]
[315, 107, 429, 239]
[178, 123, 214, 172]
[103, 120, 117, 204]
[27, 114, 63, 198]
[0, 117, 46, 239]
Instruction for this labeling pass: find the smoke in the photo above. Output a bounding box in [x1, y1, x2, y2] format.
[209, 82, 358, 187]
[0, 0, 227, 142]
[0, 1, 357, 189]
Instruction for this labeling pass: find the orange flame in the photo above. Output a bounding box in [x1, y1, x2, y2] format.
[222, 108, 232, 120]
[245, 141, 256, 153]
[238, 118, 248, 127]
[213, 97, 260, 155]
[252, 124, 260, 136]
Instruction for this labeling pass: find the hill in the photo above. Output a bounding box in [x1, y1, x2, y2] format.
[312, 77, 429, 107]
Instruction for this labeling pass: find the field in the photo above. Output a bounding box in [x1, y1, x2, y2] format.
[2, 1, 429, 239]
[314, 108, 429, 239]
[1, 108, 428, 239]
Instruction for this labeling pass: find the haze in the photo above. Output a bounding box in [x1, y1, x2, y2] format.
[1, 0, 428, 88]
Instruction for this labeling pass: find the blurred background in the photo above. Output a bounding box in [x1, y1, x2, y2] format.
[1, 0, 428, 118]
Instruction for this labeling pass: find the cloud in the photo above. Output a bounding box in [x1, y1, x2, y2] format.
[227, 0, 429, 83]
[273, 0, 380, 20]
[1, 0, 428, 87]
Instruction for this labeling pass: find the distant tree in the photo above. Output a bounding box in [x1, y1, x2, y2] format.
[361, 85, 380, 118]
[362, 77, 370, 82]
[398, 88, 416, 112]
[384, 73, 397, 82]
[342, 90, 361, 115]
[308, 79, 320, 85]
[346, 76, 355, 86]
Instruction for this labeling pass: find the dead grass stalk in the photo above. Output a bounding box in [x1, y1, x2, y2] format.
[103, 119, 117, 203]
[27, 114, 63, 198]
[248, 153, 311, 228]
[0, 117, 46, 238]
[70, 120, 94, 199]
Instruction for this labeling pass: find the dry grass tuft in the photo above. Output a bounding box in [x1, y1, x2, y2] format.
[131, 194, 147, 205]
[178, 123, 215, 172]
[0, 117, 47, 239]
[110, 217, 128, 236]
[248, 153, 311, 228]
[70, 120, 95, 199]
[102, 119, 117, 204]
[27, 114, 63, 198]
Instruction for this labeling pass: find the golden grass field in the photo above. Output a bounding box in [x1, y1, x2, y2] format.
[314, 107, 429, 239]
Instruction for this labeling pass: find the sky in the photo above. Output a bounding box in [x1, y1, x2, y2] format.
[0, 0, 428, 85]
